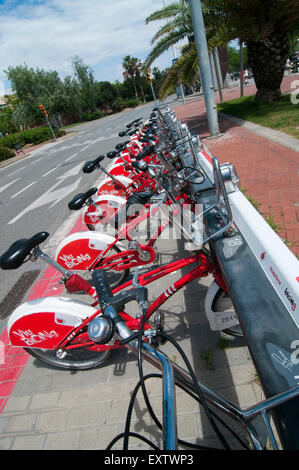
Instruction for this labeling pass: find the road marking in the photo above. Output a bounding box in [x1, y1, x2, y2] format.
[8, 162, 83, 224]
[80, 143, 93, 152]
[11, 181, 36, 199]
[42, 166, 59, 177]
[0, 178, 21, 194]
[6, 166, 26, 177]
[30, 157, 44, 164]
[65, 153, 78, 162]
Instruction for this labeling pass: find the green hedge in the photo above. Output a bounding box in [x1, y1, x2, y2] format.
[81, 110, 104, 122]
[123, 98, 139, 108]
[0, 145, 16, 161]
[1, 126, 65, 149]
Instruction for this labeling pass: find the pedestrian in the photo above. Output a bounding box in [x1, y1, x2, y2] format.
[285, 58, 292, 75]
[244, 69, 249, 85]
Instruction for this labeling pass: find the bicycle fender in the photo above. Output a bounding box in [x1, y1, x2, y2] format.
[97, 176, 133, 196]
[54, 232, 125, 271]
[7, 297, 98, 349]
[204, 280, 239, 331]
[83, 195, 126, 226]
[109, 166, 131, 178]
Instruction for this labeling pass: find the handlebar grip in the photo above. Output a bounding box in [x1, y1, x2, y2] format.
[92, 270, 114, 310]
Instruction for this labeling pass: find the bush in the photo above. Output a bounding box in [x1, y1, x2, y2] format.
[111, 98, 125, 113]
[0, 145, 15, 161]
[81, 110, 103, 122]
[1, 126, 65, 149]
[123, 98, 139, 108]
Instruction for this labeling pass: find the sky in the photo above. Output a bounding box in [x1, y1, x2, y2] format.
[0, 0, 184, 95]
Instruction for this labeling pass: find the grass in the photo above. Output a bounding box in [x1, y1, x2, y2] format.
[217, 94, 299, 139]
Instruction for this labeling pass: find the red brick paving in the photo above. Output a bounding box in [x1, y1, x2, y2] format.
[174, 76, 299, 257]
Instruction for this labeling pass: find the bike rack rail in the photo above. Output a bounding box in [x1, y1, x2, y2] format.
[195, 147, 299, 450]
[152, 105, 299, 449]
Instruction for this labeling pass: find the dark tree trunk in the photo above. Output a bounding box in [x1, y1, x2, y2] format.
[247, 30, 290, 102]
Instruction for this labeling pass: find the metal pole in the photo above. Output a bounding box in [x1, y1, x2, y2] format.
[150, 81, 157, 107]
[240, 40, 244, 97]
[213, 47, 224, 103]
[46, 117, 56, 141]
[188, 0, 220, 137]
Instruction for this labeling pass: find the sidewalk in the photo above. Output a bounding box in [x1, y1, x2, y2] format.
[174, 77, 299, 258]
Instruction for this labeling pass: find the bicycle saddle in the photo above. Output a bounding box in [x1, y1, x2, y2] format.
[115, 141, 130, 150]
[68, 187, 97, 210]
[0, 232, 49, 270]
[107, 151, 118, 159]
[82, 155, 105, 173]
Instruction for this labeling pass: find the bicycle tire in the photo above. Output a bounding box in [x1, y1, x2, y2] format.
[212, 287, 244, 337]
[24, 346, 111, 370]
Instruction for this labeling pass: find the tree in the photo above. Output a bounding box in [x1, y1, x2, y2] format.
[145, 0, 299, 102]
[122, 55, 145, 104]
[144, 1, 192, 68]
[227, 46, 248, 73]
[204, 0, 299, 102]
[72, 56, 98, 114]
[5, 64, 66, 126]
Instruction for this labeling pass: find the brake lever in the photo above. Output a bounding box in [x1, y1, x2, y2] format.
[132, 268, 148, 312]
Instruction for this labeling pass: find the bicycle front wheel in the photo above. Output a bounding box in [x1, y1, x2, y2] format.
[24, 346, 111, 370]
[212, 287, 243, 337]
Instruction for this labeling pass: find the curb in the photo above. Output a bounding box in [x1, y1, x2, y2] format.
[0, 131, 83, 171]
[219, 112, 299, 153]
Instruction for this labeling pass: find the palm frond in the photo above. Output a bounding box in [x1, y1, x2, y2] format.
[159, 44, 199, 99]
[144, 27, 191, 69]
[145, 2, 187, 24]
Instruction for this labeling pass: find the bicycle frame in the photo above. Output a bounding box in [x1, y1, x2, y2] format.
[87, 192, 192, 272]
[58, 249, 218, 353]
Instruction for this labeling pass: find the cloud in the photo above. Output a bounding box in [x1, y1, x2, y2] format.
[0, 0, 174, 83]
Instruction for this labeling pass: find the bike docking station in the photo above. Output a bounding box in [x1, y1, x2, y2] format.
[190, 126, 299, 450]
[0, 105, 299, 451]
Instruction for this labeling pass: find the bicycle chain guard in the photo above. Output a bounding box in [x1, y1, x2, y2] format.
[95, 244, 156, 271]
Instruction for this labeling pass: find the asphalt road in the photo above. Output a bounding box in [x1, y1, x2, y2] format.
[0, 101, 162, 334]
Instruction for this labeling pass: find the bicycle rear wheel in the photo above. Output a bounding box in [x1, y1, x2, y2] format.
[25, 346, 111, 370]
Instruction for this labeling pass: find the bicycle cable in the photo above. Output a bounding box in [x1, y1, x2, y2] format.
[111, 310, 249, 450]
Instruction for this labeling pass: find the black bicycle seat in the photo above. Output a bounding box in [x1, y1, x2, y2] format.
[115, 141, 130, 150]
[107, 151, 118, 159]
[82, 155, 105, 173]
[0, 232, 49, 270]
[68, 187, 97, 210]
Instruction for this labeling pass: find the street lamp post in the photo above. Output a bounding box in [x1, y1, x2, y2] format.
[188, 0, 220, 137]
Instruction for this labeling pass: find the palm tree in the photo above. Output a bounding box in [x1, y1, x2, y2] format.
[145, 0, 299, 102]
[205, 1, 299, 102]
[122, 56, 147, 104]
[122, 55, 140, 103]
[144, 1, 193, 68]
